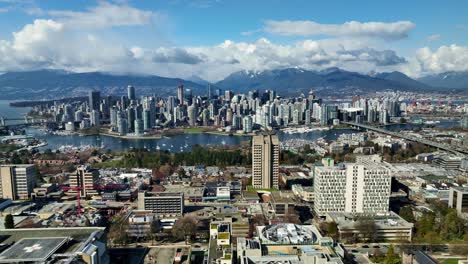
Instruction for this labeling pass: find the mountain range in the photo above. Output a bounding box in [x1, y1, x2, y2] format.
[0, 68, 466, 100]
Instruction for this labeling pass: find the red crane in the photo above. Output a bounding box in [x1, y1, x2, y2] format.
[60, 185, 85, 216]
[61, 184, 129, 215]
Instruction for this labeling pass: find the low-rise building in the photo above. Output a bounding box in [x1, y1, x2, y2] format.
[327, 211, 414, 242]
[238, 224, 344, 264]
[137, 191, 184, 218]
[292, 184, 314, 202]
[0, 227, 108, 263]
[127, 210, 157, 239]
[433, 155, 463, 170]
[208, 221, 233, 264]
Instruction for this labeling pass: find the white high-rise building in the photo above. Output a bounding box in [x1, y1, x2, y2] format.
[243, 116, 253, 133]
[314, 155, 391, 216]
[90, 110, 100, 127]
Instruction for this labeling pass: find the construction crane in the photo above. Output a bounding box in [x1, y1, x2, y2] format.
[61, 184, 129, 216]
[60, 185, 85, 216]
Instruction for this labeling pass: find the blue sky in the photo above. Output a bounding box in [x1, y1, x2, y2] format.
[0, 0, 467, 80]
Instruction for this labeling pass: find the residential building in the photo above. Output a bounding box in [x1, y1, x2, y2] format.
[0, 164, 35, 200]
[252, 134, 279, 189]
[314, 155, 391, 216]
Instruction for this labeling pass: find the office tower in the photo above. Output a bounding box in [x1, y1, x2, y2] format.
[0, 165, 35, 200]
[120, 95, 128, 109]
[232, 114, 242, 130]
[225, 90, 233, 101]
[185, 88, 192, 104]
[90, 110, 100, 127]
[292, 109, 300, 125]
[134, 119, 144, 136]
[110, 107, 118, 127]
[88, 91, 100, 111]
[207, 84, 212, 99]
[137, 192, 184, 217]
[63, 104, 74, 123]
[117, 112, 128, 136]
[127, 107, 136, 132]
[202, 109, 210, 126]
[379, 110, 389, 124]
[69, 166, 99, 198]
[127, 85, 136, 101]
[252, 134, 279, 189]
[305, 109, 311, 125]
[142, 96, 156, 128]
[166, 96, 176, 113]
[242, 116, 253, 133]
[74, 110, 84, 122]
[314, 155, 391, 216]
[367, 107, 376, 123]
[80, 119, 91, 129]
[226, 108, 233, 124]
[100, 100, 110, 120]
[188, 105, 197, 126]
[143, 110, 151, 130]
[177, 84, 184, 105]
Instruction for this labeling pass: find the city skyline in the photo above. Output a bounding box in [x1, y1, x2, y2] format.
[0, 0, 467, 81]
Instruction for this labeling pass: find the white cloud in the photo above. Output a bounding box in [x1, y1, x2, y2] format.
[415, 44, 468, 74]
[0, 18, 409, 81]
[263, 20, 415, 40]
[1, 2, 465, 82]
[426, 34, 441, 42]
[48, 2, 154, 29]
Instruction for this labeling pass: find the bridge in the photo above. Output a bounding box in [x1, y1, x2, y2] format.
[0, 116, 52, 130]
[342, 122, 468, 156]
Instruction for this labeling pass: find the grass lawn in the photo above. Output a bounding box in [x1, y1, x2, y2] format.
[441, 259, 462, 264]
[183, 127, 207, 134]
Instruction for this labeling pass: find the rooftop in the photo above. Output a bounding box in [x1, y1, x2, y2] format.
[257, 224, 320, 245]
[0, 237, 69, 263]
[328, 211, 414, 230]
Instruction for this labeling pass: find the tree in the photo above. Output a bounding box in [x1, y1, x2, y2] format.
[327, 221, 339, 240]
[149, 219, 161, 244]
[399, 206, 415, 222]
[159, 165, 173, 177]
[177, 167, 186, 177]
[171, 215, 197, 243]
[356, 216, 378, 243]
[108, 218, 129, 246]
[384, 245, 401, 264]
[251, 214, 268, 226]
[4, 214, 14, 229]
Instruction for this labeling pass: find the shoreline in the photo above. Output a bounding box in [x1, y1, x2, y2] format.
[75, 128, 254, 140]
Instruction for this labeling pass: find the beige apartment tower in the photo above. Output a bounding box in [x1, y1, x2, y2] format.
[69, 166, 99, 197]
[252, 134, 279, 189]
[0, 164, 36, 200]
